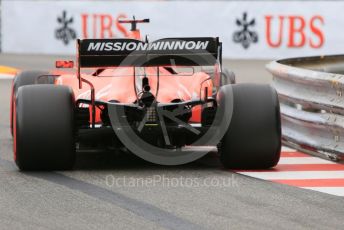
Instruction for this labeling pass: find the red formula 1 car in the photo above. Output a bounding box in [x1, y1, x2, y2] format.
[10, 18, 281, 170]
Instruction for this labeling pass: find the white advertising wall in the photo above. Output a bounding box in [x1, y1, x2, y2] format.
[1, 1, 343, 59]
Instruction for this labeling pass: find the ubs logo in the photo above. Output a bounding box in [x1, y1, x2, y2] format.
[233, 12, 258, 49]
[55, 10, 77, 45]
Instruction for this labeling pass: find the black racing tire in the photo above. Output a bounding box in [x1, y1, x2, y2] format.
[218, 84, 281, 169]
[13, 70, 54, 94]
[14, 85, 76, 170]
[10, 71, 53, 136]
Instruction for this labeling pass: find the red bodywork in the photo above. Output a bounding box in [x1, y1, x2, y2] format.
[57, 18, 216, 124]
[56, 67, 213, 123]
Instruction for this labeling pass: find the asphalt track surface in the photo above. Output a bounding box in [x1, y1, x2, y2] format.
[0, 54, 343, 230]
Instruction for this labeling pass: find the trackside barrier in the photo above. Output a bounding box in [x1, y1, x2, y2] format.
[266, 55, 344, 161]
[2, 1, 344, 59]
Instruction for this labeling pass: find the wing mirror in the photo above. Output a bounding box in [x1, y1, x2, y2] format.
[56, 60, 74, 68]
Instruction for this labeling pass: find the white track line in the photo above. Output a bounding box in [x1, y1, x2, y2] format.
[302, 187, 344, 196]
[281, 146, 296, 152]
[239, 171, 344, 180]
[278, 157, 335, 165]
[0, 74, 14, 79]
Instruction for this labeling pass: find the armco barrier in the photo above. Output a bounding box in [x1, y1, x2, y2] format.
[266, 55, 344, 161]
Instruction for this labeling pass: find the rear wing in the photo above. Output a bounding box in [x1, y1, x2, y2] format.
[75, 37, 222, 127]
[78, 37, 220, 67]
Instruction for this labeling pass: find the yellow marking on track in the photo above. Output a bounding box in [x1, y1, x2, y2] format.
[0, 66, 18, 75]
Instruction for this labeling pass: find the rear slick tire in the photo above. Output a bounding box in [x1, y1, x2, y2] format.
[14, 85, 76, 170]
[10, 71, 51, 136]
[219, 84, 281, 169]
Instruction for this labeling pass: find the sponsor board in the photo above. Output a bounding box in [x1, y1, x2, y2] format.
[1, 1, 342, 59]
